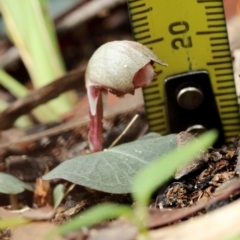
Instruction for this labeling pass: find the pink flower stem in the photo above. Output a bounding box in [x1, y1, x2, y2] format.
[88, 90, 103, 152]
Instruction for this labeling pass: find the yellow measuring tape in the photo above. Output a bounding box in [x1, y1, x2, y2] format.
[128, 0, 240, 142]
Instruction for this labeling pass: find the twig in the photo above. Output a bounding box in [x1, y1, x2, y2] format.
[0, 103, 143, 149]
[0, 67, 85, 130]
[9, 194, 18, 210]
[63, 183, 76, 200]
[108, 114, 139, 148]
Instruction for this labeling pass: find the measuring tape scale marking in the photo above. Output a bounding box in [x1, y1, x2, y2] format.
[128, 0, 240, 141]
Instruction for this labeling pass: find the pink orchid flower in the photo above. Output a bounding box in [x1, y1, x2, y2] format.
[85, 40, 167, 152]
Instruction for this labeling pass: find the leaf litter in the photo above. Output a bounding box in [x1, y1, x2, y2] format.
[1, 116, 240, 240]
[0, 83, 240, 240]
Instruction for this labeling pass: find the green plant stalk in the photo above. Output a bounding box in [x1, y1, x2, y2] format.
[0, 69, 29, 97]
[0, 0, 73, 119]
[0, 69, 32, 127]
[0, 217, 30, 229]
[0, 68, 62, 122]
[53, 184, 65, 209]
[0, 99, 32, 128]
[48, 203, 133, 237]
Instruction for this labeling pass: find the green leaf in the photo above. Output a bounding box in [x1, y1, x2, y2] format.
[43, 134, 177, 193]
[48, 203, 133, 237]
[53, 184, 65, 209]
[0, 0, 72, 118]
[0, 173, 33, 194]
[0, 68, 29, 98]
[132, 130, 218, 205]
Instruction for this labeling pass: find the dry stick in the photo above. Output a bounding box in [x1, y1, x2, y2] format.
[63, 183, 76, 201]
[0, 104, 143, 149]
[9, 194, 19, 210]
[0, 67, 86, 130]
[0, 118, 88, 149]
[108, 114, 139, 149]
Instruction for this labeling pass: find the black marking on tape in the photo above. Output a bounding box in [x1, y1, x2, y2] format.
[207, 18, 225, 21]
[134, 22, 149, 28]
[155, 70, 163, 75]
[212, 49, 229, 53]
[150, 126, 166, 131]
[219, 97, 237, 102]
[196, 30, 226, 34]
[225, 128, 240, 132]
[149, 119, 166, 126]
[148, 115, 166, 121]
[145, 101, 165, 107]
[214, 67, 232, 71]
[215, 91, 236, 96]
[208, 24, 226, 28]
[131, 8, 152, 16]
[210, 36, 228, 40]
[217, 91, 236, 95]
[134, 29, 150, 35]
[144, 96, 161, 103]
[205, 6, 223, 9]
[135, 35, 151, 41]
[216, 73, 233, 77]
[147, 109, 165, 115]
[222, 123, 240, 127]
[151, 78, 158, 83]
[198, 0, 222, 3]
[213, 55, 231, 59]
[216, 79, 234, 83]
[131, 16, 147, 23]
[146, 107, 163, 112]
[144, 86, 158, 91]
[144, 91, 160, 96]
[206, 11, 224, 15]
[207, 60, 232, 65]
[219, 104, 239, 109]
[217, 86, 236, 90]
[222, 116, 240, 120]
[221, 110, 240, 115]
[142, 37, 164, 45]
[211, 43, 228, 47]
[129, 3, 146, 10]
[148, 112, 164, 121]
[128, 0, 143, 3]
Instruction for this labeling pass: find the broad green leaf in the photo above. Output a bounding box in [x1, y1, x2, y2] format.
[0, 173, 33, 194]
[43, 134, 177, 193]
[132, 130, 218, 205]
[0, 217, 30, 229]
[53, 184, 65, 209]
[48, 203, 133, 237]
